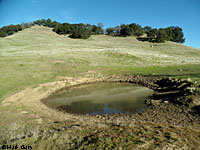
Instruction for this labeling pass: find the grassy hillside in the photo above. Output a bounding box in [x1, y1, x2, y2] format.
[0, 25, 200, 101]
[1, 26, 200, 150]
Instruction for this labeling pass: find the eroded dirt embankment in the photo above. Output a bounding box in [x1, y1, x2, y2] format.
[2, 75, 200, 119]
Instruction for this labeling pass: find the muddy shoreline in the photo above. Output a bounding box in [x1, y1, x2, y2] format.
[42, 75, 200, 114]
[39, 75, 200, 127]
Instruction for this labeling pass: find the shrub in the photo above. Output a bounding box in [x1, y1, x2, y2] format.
[106, 28, 114, 35]
[0, 30, 7, 37]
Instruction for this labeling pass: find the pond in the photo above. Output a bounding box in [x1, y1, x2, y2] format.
[44, 82, 154, 115]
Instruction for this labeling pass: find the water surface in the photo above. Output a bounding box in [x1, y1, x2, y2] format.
[44, 82, 153, 115]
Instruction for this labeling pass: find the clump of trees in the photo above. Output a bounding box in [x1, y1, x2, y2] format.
[0, 24, 22, 37]
[69, 24, 91, 39]
[33, 19, 104, 39]
[106, 23, 143, 37]
[144, 26, 185, 43]
[0, 18, 104, 39]
[0, 22, 33, 37]
[105, 24, 185, 43]
[0, 18, 185, 43]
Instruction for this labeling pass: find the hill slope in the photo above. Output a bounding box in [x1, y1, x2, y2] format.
[0, 26, 200, 150]
[0, 26, 200, 101]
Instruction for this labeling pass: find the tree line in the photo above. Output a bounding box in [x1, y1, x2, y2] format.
[0, 22, 33, 37]
[0, 18, 185, 43]
[33, 19, 104, 39]
[0, 19, 103, 39]
[106, 24, 185, 43]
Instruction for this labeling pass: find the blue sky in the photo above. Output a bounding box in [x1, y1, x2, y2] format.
[0, 0, 199, 48]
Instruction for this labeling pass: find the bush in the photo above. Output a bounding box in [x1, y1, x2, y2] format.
[0, 30, 7, 37]
[106, 28, 114, 35]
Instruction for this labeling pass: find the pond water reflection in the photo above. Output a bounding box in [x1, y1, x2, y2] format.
[44, 82, 154, 115]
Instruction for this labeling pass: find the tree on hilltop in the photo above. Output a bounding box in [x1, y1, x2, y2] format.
[120, 24, 132, 36]
[70, 24, 91, 39]
[146, 28, 158, 41]
[129, 23, 144, 36]
[114, 26, 120, 36]
[97, 22, 104, 34]
[106, 27, 114, 36]
[143, 26, 152, 34]
[171, 26, 185, 43]
[0, 29, 7, 37]
[156, 29, 168, 43]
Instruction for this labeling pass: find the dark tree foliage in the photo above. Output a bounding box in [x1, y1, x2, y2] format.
[70, 24, 91, 39]
[16, 24, 23, 31]
[46, 18, 52, 27]
[97, 22, 104, 34]
[164, 26, 185, 43]
[145, 26, 185, 43]
[0, 18, 186, 42]
[114, 26, 121, 36]
[164, 27, 174, 41]
[117, 23, 144, 37]
[34, 19, 98, 39]
[129, 23, 144, 36]
[0, 24, 23, 37]
[106, 27, 114, 35]
[106, 26, 121, 36]
[106, 22, 185, 43]
[85, 23, 104, 35]
[91, 25, 98, 34]
[156, 29, 168, 43]
[62, 23, 74, 34]
[53, 24, 64, 34]
[33, 19, 92, 39]
[171, 26, 185, 43]
[88, 25, 98, 35]
[6, 25, 15, 35]
[120, 24, 132, 36]
[143, 26, 152, 34]
[0, 29, 7, 37]
[146, 29, 158, 41]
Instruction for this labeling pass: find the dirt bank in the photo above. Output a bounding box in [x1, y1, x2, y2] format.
[2, 75, 199, 122]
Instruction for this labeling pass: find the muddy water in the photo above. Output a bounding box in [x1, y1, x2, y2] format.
[44, 82, 154, 115]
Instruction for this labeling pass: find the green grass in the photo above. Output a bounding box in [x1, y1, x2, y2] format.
[107, 64, 200, 79]
[0, 26, 200, 101]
